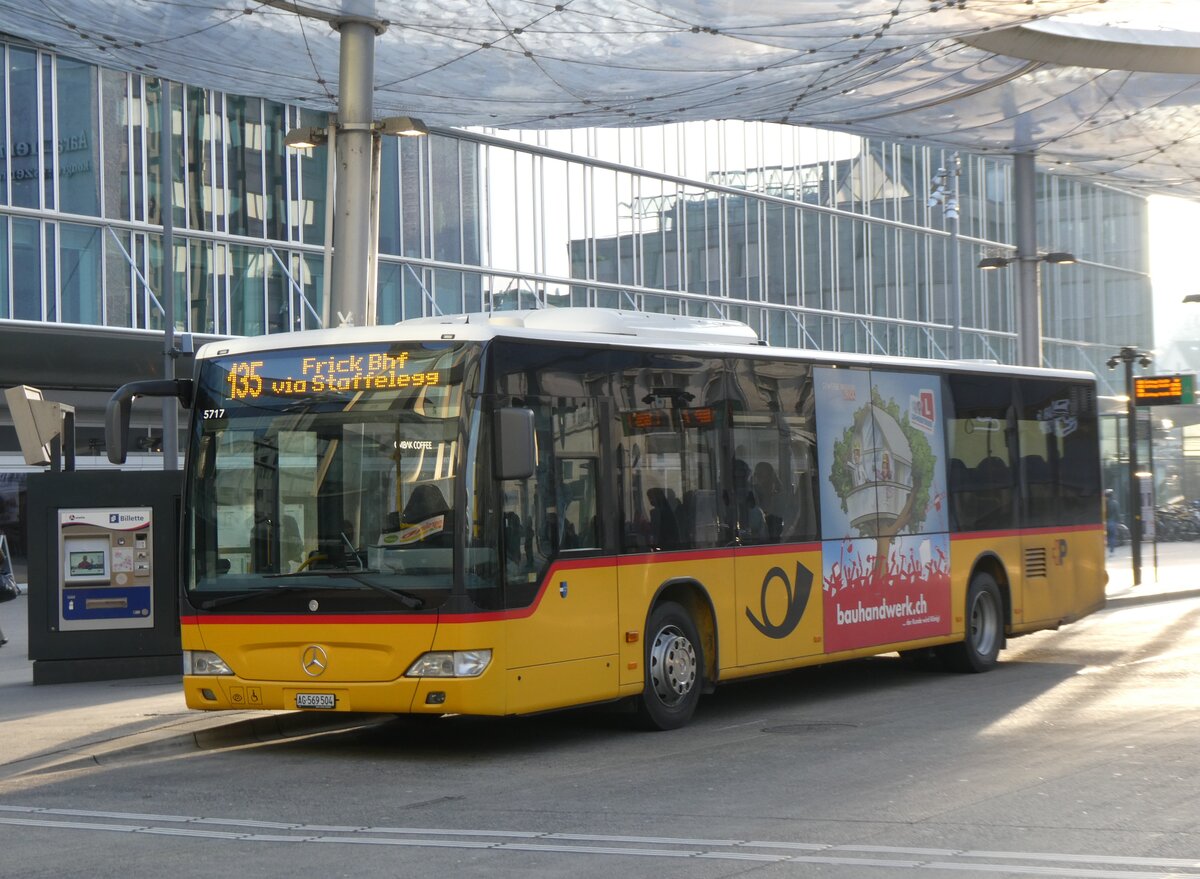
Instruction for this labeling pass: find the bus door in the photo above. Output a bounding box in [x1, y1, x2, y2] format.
[500, 397, 616, 711]
[1017, 381, 1082, 625]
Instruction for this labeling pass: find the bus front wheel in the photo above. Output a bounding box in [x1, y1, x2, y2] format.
[941, 572, 1003, 673]
[636, 602, 703, 731]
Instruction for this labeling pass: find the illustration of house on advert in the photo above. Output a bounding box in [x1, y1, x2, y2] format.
[814, 369, 951, 653]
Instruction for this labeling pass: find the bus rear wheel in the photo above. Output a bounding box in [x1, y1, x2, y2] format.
[635, 601, 703, 731]
[941, 572, 1003, 673]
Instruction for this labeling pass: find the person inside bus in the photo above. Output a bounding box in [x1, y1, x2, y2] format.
[647, 487, 680, 551]
[730, 459, 765, 543]
[752, 461, 785, 542]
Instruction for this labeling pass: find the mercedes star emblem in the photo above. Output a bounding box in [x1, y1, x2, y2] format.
[301, 645, 328, 677]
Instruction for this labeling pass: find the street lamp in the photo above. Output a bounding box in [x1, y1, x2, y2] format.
[1107, 345, 1153, 587]
[976, 251, 1078, 269]
[929, 153, 963, 359]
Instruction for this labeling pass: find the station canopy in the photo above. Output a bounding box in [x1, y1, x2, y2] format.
[5, 0, 1200, 196]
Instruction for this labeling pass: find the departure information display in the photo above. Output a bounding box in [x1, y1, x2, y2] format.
[1133, 374, 1195, 406]
[215, 346, 450, 402]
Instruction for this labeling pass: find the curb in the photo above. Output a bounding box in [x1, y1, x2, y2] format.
[2, 711, 389, 781]
[1104, 587, 1200, 609]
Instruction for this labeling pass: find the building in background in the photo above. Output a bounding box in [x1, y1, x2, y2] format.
[0, 36, 1155, 567]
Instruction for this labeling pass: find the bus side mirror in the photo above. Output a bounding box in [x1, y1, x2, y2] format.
[105, 379, 194, 465]
[494, 407, 535, 481]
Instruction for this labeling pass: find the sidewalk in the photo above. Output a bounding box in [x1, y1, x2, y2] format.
[1102, 539, 1200, 607]
[1, 546, 1199, 779]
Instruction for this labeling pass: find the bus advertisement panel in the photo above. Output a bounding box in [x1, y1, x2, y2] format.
[815, 368, 951, 653]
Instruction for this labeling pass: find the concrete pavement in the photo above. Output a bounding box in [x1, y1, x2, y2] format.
[1, 542, 1198, 779]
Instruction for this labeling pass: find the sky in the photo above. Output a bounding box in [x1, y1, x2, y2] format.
[1149, 195, 1200, 357]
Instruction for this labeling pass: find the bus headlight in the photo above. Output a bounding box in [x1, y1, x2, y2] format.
[406, 649, 492, 678]
[184, 650, 234, 676]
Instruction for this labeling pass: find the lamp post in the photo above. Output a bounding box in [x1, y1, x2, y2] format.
[284, 114, 428, 328]
[929, 153, 963, 359]
[1107, 346, 1152, 587]
[978, 250, 1076, 366]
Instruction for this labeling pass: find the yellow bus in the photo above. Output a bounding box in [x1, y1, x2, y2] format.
[109, 308, 1106, 729]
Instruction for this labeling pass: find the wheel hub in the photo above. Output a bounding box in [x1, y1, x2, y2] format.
[649, 625, 697, 706]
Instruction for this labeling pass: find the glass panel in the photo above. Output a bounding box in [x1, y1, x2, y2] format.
[184, 85, 213, 231]
[378, 136, 400, 255]
[228, 244, 264, 335]
[55, 58, 101, 216]
[298, 251, 323, 330]
[558, 458, 598, 550]
[731, 359, 819, 544]
[0, 44, 6, 207]
[297, 107, 327, 245]
[947, 374, 1015, 532]
[188, 237, 216, 334]
[104, 228, 131, 327]
[1018, 379, 1100, 528]
[0, 218, 8, 318]
[59, 223, 102, 325]
[266, 252, 286, 333]
[130, 76, 145, 223]
[101, 69, 129, 221]
[616, 357, 726, 551]
[263, 100, 286, 241]
[431, 135, 463, 263]
[377, 260, 402, 325]
[8, 47, 40, 209]
[144, 78, 167, 226]
[400, 137, 423, 259]
[186, 341, 474, 614]
[11, 217, 41, 320]
[225, 95, 264, 238]
[43, 222, 56, 322]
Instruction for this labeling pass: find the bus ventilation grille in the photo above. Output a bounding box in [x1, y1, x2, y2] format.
[1024, 547, 1048, 579]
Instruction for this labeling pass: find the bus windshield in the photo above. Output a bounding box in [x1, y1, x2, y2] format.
[184, 340, 477, 613]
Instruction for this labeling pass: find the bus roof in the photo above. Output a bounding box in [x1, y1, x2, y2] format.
[194, 308, 1096, 383]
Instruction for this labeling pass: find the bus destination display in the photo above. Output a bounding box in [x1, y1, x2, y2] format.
[1132, 374, 1196, 407]
[222, 350, 442, 401]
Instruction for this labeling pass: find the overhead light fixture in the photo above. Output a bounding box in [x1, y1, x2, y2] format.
[284, 126, 328, 149]
[976, 251, 1077, 270]
[377, 115, 429, 137]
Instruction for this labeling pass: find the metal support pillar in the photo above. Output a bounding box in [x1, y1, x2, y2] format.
[1110, 345, 1150, 588]
[1014, 152, 1041, 368]
[159, 78, 178, 470]
[1125, 356, 1142, 586]
[330, 18, 378, 327]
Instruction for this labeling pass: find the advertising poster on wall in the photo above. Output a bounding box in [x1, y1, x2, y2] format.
[814, 368, 951, 653]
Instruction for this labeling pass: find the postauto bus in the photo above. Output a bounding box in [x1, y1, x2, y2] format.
[107, 308, 1105, 730]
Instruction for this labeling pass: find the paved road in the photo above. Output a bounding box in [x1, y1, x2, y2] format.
[1, 575, 1199, 879]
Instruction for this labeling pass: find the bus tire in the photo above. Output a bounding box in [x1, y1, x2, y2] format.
[635, 601, 703, 731]
[941, 572, 1003, 673]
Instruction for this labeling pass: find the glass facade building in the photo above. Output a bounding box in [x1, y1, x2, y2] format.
[0, 36, 1155, 566]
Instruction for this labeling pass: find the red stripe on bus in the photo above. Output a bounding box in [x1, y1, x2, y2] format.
[951, 523, 1101, 542]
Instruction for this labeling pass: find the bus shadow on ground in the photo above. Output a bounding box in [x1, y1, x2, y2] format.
[229, 650, 1086, 764]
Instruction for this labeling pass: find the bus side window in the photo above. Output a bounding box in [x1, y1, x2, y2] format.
[558, 458, 599, 550]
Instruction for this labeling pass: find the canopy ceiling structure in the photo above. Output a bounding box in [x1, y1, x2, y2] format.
[6, 0, 1200, 196]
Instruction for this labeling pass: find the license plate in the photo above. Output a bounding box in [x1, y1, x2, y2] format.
[296, 693, 336, 709]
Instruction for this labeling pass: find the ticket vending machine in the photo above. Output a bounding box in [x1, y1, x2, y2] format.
[58, 508, 155, 631]
[27, 470, 181, 684]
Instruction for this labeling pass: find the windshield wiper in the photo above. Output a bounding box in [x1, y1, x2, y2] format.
[196, 582, 318, 610]
[264, 569, 425, 609]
